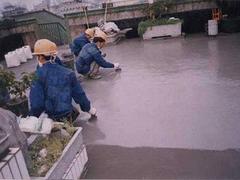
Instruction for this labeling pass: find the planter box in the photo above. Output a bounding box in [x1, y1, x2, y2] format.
[143, 22, 182, 40]
[29, 127, 88, 180]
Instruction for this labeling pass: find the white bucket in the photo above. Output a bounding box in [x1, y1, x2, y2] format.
[208, 20, 218, 36]
[16, 48, 27, 63]
[4, 51, 21, 68]
[23, 45, 33, 59]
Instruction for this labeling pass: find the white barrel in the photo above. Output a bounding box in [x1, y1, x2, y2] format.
[4, 51, 21, 68]
[23, 45, 33, 59]
[16, 48, 27, 63]
[208, 20, 218, 36]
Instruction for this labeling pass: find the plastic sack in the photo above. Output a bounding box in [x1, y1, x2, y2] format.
[16, 48, 27, 63]
[4, 51, 21, 68]
[103, 22, 120, 34]
[18, 113, 53, 134]
[23, 46, 33, 59]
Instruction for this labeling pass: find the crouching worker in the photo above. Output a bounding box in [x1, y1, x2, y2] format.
[70, 28, 95, 57]
[29, 39, 97, 122]
[75, 30, 120, 79]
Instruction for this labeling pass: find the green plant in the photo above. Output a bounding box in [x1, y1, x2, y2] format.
[8, 72, 35, 102]
[0, 68, 15, 92]
[138, 18, 182, 36]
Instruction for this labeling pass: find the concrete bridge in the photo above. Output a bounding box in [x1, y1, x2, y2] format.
[65, 0, 217, 39]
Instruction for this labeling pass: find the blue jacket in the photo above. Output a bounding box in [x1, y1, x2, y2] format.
[76, 43, 114, 75]
[55, 56, 64, 66]
[36, 56, 63, 70]
[30, 62, 91, 119]
[71, 33, 90, 56]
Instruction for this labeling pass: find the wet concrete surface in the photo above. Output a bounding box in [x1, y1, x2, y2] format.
[3, 34, 240, 178]
[80, 34, 240, 178]
[85, 145, 240, 179]
[82, 34, 240, 150]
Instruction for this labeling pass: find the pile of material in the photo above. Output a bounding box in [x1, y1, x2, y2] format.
[5, 46, 32, 68]
[97, 19, 132, 44]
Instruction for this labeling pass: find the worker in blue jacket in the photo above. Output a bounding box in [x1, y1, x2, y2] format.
[29, 39, 96, 121]
[76, 30, 120, 79]
[70, 28, 95, 57]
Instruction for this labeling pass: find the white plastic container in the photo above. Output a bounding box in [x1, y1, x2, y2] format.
[23, 46, 33, 59]
[4, 51, 21, 68]
[16, 48, 27, 63]
[208, 20, 218, 36]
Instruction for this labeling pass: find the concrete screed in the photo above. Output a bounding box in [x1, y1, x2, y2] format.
[5, 34, 240, 179]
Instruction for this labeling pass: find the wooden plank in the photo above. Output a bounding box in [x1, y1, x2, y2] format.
[15, 150, 30, 179]
[2, 164, 13, 179]
[70, 159, 78, 180]
[73, 157, 81, 179]
[83, 147, 88, 163]
[76, 153, 84, 173]
[0, 172, 3, 179]
[9, 157, 22, 179]
[66, 170, 74, 180]
[76, 153, 83, 174]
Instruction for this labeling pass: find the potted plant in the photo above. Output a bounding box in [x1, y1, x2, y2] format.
[6, 72, 35, 117]
[138, 0, 183, 40]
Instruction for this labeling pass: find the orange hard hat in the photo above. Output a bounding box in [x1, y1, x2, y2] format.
[94, 29, 107, 42]
[33, 39, 57, 56]
[85, 28, 95, 38]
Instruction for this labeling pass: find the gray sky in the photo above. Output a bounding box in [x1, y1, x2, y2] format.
[0, 0, 39, 10]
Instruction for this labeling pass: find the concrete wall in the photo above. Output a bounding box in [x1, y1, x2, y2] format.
[65, 0, 217, 39]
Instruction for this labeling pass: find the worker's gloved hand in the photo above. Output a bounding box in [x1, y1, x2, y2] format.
[89, 107, 97, 116]
[102, 53, 107, 57]
[114, 63, 120, 70]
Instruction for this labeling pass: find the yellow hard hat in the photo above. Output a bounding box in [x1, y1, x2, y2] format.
[85, 28, 95, 38]
[94, 29, 107, 42]
[33, 39, 57, 56]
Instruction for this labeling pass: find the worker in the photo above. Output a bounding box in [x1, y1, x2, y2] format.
[75, 30, 120, 79]
[29, 39, 96, 121]
[70, 28, 95, 57]
[36, 56, 63, 69]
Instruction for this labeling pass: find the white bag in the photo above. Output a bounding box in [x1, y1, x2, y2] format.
[23, 46, 33, 59]
[103, 22, 120, 34]
[16, 48, 27, 63]
[18, 113, 53, 134]
[5, 51, 21, 68]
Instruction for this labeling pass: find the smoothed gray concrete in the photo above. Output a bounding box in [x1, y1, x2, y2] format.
[82, 34, 240, 151]
[5, 34, 240, 178]
[81, 34, 240, 178]
[85, 145, 240, 179]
